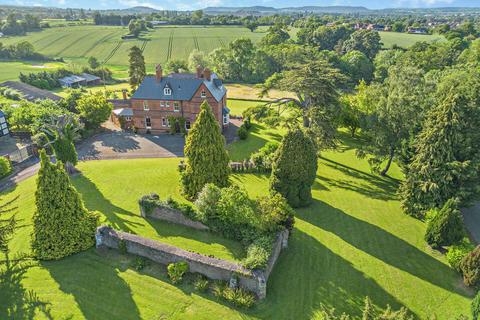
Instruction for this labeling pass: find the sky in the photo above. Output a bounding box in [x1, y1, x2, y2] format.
[0, 0, 479, 11]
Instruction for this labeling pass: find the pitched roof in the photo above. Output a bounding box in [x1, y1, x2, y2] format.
[132, 73, 226, 102]
[59, 75, 86, 85]
[81, 73, 101, 82]
[0, 110, 4, 117]
[113, 108, 133, 117]
[0, 81, 62, 102]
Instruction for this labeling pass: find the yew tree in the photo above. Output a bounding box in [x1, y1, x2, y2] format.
[270, 128, 317, 208]
[181, 101, 230, 199]
[31, 151, 98, 260]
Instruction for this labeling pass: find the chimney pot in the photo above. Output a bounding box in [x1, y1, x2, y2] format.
[156, 64, 162, 82]
[204, 68, 211, 81]
[196, 65, 203, 79]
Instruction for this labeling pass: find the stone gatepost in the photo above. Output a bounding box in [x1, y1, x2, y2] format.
[256, 273, 267, 299]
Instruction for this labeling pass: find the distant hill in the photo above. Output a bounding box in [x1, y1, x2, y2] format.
[204, 5, 370, 15]
[119, 6, 159, 14]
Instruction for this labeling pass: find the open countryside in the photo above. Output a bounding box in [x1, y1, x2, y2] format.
[0, 25, 444, 82]
[1, 3, 479, 320]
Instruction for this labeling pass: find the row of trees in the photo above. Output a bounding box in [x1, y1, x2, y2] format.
[1, 13, 41, 35]
[0, 41, 46, 60]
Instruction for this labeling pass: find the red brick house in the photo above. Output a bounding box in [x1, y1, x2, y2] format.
[112, 65, 229, 133]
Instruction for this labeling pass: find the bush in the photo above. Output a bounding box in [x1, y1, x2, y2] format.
[212, 282, 256, 308]
[0, 157, 12, 179]
[243, 116, 252, 130]
[193, 275, 209, 292]
[446, 239, 475, 272]
[425, 198, 465, 248]
[257, 192, 295, 233]
[250, 141, 279, 171]
[237, 125, 248, 140]
[243, 236, 273, 269]
[473, 291, 480, 320]
[134, 257, 148, 271]
[167, 261, 189, 284]
[194, 183, 221, 223]
[461, 245, 480, 287]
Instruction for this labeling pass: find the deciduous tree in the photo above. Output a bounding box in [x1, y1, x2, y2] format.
[76, 92, 113, 130]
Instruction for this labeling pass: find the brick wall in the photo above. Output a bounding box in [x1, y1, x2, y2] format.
[131, 83, 225, 133]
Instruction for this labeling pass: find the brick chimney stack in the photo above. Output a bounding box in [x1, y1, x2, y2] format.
[204, 68, 211, 81]
[196, 65, 203, 79]
[122, 89, 127, 100]
[155, 64, 162, 82]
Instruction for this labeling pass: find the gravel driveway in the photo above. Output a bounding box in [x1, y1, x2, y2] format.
[77, 131, 185, 160]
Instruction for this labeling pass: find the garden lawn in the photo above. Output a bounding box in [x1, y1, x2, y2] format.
[0, 61, 65, 83]
[379, 31, 446, 48]
[0, 129, 472, 319]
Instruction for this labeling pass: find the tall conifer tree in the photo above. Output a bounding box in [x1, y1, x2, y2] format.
[181, 101, 230, 199]
[31, 151, 98, 260]
[128, 45, 146, 89]
[270, 128, 317, 208]
[400, 70, 480, 216]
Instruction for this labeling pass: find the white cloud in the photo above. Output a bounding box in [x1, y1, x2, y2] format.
[394, 0, 454, 7]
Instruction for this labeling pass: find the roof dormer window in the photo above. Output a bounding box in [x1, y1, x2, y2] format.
[164, 87, 172, 96]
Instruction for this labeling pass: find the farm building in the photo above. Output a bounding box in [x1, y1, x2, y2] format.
[0, 110, 9, 137]
[0, 81, 62, 102]
[59, 73, 101, 88]
[408, 27, 428, 34]
[122, 65, 229, 133]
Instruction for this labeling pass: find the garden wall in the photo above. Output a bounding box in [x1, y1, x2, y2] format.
[140, 205, 209, 231]
[95, 226, 289, 299]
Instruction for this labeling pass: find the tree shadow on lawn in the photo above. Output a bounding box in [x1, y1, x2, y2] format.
[297, 199, 471, 298]
[43, 249, 141, 320]
[227, 123, 282, 161]
[145, 218, 247, 261]
[318, 157, 400, 201]
[72, 175, 143, 234]
[0, 256, 53, 320]
[258, 228, 411, 319]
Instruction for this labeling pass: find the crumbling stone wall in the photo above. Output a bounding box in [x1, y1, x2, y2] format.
[140, 205, 209, 231]
[95, 226, 288, 299]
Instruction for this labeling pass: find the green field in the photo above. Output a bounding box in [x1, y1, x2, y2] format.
[0, 25, 266, 72]
[0, 125, 472, 319]
[379, 31, 446, 48]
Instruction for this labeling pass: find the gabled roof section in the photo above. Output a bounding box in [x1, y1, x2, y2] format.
[132, 72, 227, 102]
